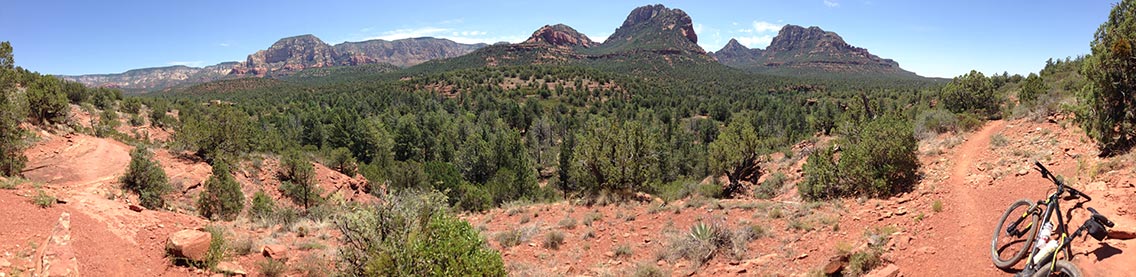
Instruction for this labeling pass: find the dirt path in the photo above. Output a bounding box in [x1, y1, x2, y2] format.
[897, 120, 1010, 276]
[13, 133, 200, 276]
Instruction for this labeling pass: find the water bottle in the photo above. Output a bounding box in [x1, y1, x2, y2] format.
[1032, 239, 1059, 264]
[1035, 222, 1053, 250]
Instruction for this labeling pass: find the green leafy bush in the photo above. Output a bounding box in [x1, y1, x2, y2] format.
[326, 147, 357, 176]
[26, 76, 69, 125]
[800, 115, 920, 200]
[941, 70, 1000, 118]
[248, 190, 277, 224]
[336, 189, 505, 276]
[0, 80, 26, 177]
[755, 172, 786, 199]
[1078, 0, 1136, 155]
[197, 161, 245, 221]
[121, 147, 171, 209]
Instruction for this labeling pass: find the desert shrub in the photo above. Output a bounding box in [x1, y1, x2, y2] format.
[1077, 0, 1136, 155]
[1018, 73, 1048, 106]
[613, 244, 633, 258]
[558, 216, 577, 229]
[666, 220, 731, 265]
[454, 182, 492, 212]
[175, 104, 251, 163]
[33, 190, 55, 208]
[258, 258, 287, 277]
[248, 190, 277, 224]
[26, 76, 69, 125]
[128, 113, 145, 127]
[495, 225, 539, 248]
[231, 236, 255, 256]
[197, 161, 245, 221]
[121, 97, 142, 114]
[652, 179, 697, 203]
[697, 182, 724, 199]
[326, 147, 357, 176]
[543, 231, 565, 250]
[279, 150, 321, 210]
[0, 81, 27, 177]
[336, 189, 505, 276]
[932, 199, 943, 213]
[942, 70, 1000, 118]
[913, 109, 959, 139]
[121, 147, 170, 209]
[844, 247, 883, 277]
[755, 172, 786, 199]
[800, 116, 919, 200]
[991, 134, 1009, 147]
[634, 263, 667, 277]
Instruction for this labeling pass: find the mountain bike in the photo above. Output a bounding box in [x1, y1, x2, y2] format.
[990, 161, 1115, 277]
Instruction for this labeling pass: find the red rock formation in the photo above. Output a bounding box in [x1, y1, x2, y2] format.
[523, 24, 596, 48]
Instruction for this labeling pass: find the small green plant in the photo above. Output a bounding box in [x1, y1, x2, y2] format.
[844, 247, 883, 276]
[495, 225, 537, 248]
[32, 190, 55, 208]
[297, 241, 326, 251]
[755, 172, 786, 199]
[932, 199, 943, 213]
[543, 231, 565, 250]
[613, 244, 633, 258]
[258, 258, 287, 277]
[519, 214, 531, 224]
[769, 206, 784, 219]
[197, 161, 244, 221]
[248, 190, 278, 225]
[231, 236, 255, 256]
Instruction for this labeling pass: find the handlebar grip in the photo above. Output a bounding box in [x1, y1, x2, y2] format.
[1087, 207, 1116, 228]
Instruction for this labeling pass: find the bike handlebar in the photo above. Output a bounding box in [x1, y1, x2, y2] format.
[1088, 207, 1116, 228]
[1034, 161, 1092, 201]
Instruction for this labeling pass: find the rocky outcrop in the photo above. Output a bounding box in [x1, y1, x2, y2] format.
[166, 229, 212, 262]
[596, 4, 706, 55]
[714, 25, 916, 76]
[230, 35, 339, 77]
[523, 24, 596, 48]
[38, 212, 79, 277]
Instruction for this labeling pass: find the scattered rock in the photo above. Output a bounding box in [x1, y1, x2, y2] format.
[823, 255, 848, 275]
[215, 261, 247, 276]
[916, 246, 936, 255]
[864, 263, 900, 277]
[1016, 168, 1029, 176]
[0, 258, 9, 268]
[894, 207, 907, 216]
[603, 251, 614, 258]
[167, 229, 212, 262]
[1108, 229, 1136, 240]
[262, 244, 289, 261]
[40, 212, 79, 277]
[657, 260, 667, 267]
[752, 253, 778, 267]
[797, 253, 808, 260]
[128, 204, 144, 212]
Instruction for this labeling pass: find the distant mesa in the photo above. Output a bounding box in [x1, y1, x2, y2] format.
[711, 24, 915, 76]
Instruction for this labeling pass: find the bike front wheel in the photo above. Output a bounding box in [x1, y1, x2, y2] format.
[991, 198, 1039, 270]
[1032, 260, 1082, 277]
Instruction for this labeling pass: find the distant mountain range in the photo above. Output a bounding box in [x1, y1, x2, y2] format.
[61, 4, 920, 92]
[59, 37, 485, 91]
[710, 25, 917, 77]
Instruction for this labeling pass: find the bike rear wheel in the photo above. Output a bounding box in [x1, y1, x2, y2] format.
[1031, 260, 1082, 277]
[991, 198, 1039, 270]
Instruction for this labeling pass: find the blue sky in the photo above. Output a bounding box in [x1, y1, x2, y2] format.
[0, 0, 1115, 78]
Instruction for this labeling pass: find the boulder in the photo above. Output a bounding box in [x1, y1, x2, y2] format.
[167, 229, 212, 262]
[262, 244, 290, 261]
[864, 263, 900, 277]
[128, 204, 144, 212]
[215, 261, 247, 276]
[823, 255, 848, 275]
[1108, 229, 1136, 240]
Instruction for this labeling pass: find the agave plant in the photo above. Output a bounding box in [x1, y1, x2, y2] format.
[690, 221, 713, 241]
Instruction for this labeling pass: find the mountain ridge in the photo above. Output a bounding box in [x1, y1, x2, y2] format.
[711, 25, 916, 77]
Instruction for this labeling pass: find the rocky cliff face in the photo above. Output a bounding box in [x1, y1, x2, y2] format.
[522, 24, 596, 48]
[230, 35, 486, 77]
[713, 25, 913, 76]
[230, 35, 338, 76]
[595, 4, 706, 55]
